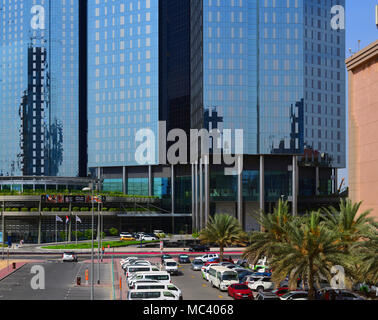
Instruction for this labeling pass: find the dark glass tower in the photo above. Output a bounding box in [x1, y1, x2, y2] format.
[0, 0, 82, 177]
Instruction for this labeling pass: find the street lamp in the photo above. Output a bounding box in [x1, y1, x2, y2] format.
[82, 185, 95, 300]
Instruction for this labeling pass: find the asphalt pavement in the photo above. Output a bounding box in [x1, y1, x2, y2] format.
[0, 259, 112, 300]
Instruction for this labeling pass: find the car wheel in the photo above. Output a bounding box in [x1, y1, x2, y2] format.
[257, 286, 264, 292]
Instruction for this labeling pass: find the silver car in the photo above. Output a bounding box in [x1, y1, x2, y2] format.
[191, 259, 204, 271]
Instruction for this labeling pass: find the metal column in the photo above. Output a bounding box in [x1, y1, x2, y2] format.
[38, 201, 42, 244]
[315, 166, 320, 195]
[199, 158, 203, 230]
[237, 155, 243, 228]
[171, 165, 175, 233]
[191, 164, 196, 232]
[148, 166, 152, 197]
[204, 155, 210, 227]
[194, 162, 198, 231]
[292, 155, 298, 216]
[122, 166, 127, 194]
[259, 155, 265, 213]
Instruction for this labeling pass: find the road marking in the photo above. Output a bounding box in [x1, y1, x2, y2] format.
[191, 275, 195, 279]
[202, 284, 206, 287]
[218, 295, 223, 299]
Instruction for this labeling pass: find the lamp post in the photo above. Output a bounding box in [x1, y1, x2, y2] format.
[82, 184, 95, 300]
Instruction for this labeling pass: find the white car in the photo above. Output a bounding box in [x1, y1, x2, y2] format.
[245, 276, 275, 292]
[62, 252, 78, 262]
[128, 289, 179, 300]
[280, 291, 309, 300]
[141, 235, 158, 241]
[120, 257, 138, 266]
[195, 253, 219, 262]
[163, 259, 179, 275]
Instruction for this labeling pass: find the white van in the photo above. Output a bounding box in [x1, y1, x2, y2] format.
[127, 289, 179, 300]
[163, 259, 179, 275]
[132, 282, 182, 299]
[208, 266, 239, 291]
[128, 271, 171, 287]
[125, 265, 160, 280]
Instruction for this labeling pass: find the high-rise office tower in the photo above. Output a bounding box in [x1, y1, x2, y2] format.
[0, 0, 85, 177]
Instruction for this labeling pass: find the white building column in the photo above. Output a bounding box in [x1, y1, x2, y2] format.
[292, 155, 298, 216]
[204, 155, 210, 227]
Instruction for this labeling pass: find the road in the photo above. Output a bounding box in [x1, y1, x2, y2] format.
[0, 259, 112, 300]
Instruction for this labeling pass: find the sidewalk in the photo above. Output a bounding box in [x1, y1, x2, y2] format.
[0, 259, 43, 281]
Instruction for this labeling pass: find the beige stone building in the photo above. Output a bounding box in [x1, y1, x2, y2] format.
[346, 40, 378, 220]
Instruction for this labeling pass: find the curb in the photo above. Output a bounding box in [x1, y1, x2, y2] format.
[0, 263, 27, 282]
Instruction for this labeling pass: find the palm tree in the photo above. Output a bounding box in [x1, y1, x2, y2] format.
[199, 214, 246, 261]
[322, 199, 375, 244]
[351, 221, 378, 284]
[268, 211, 353, 300]
[243, 199, 298, 264]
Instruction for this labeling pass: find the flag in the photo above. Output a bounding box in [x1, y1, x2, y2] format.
[65, 216, 69, 224]
[56, 216, 63, 223]
[76, 216, 82, 223]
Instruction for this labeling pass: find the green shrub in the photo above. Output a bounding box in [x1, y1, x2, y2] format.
[5, 208, 11, 212]
[84, 229, 95, 240]
[109, 227, 118, 236]
[51, 208, 60, 212]
[81, 207, 89, 212]
[30, 208, 39, 212]
[11, 208, 19, 212]
[72, 207, 80, 212]
[42, 208, 50, 212]
[21, 208, 29, 212]
[102, 207, 108, 211]
[109, 208, 119, 212]
[61, 208, 69, 212]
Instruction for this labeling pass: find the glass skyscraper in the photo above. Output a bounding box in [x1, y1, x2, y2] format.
[87, 0, 160, 168]
[191, 0, 345, 167]
[0, 0, 82, 177]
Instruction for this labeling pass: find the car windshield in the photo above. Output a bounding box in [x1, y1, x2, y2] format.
[180, 255, 189, 258]
[166, 262, 177, 266]
[222, 272, 238, 281]
[193, 260, 203, 265]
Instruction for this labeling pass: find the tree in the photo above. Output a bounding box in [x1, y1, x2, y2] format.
[322, 199, 375, 245]
[268, 211, 352, 299]
[243, 200, 297, 264]
[109, 227, 118, 237]
[199, 214, 247, 261]
[84, 229, 95, 240]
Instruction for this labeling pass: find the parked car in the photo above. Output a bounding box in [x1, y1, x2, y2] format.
[132, 282, 182, 300]
[205, 257, 234, 264]
[62, 252, 78, 262]
[189, 245, 210, 252]
[153, 230, 166, 238]
[208, 266, 239, 291]
[255, 292, 281, 301]
[127, 289, 179, 300]
[191, 259, 204, 271]
[236, 269, 255, 282]
[120, 235, 136, 241]
[128, 272, 172, 288]
[178, 254, 191, 264]
[244, 276, 275, 292]
[201, 263, 220, 281]
[161, 254, 172, 263]
[195, 253, 219, 262]
[235, 259, 249, 268]
[280, 291, 309, 300]
[272, 287, 290, 297]
[227, 284, 254, 300]
[141, 235, 158, 241]
[120, 257, 138, 266]
[163, 259, 179, 275]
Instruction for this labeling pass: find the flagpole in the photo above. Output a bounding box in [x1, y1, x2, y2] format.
[55, 216, 57, 245]
[76, 213, 77, 245]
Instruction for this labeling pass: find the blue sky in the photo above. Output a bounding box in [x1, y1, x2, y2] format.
[338, 0, 378, 188]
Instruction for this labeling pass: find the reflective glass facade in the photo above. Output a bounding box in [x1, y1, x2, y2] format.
[303, 0, 346, 168]
[87, 0, 160, 168]
[0, 0, 80, 176]
[191, 0, 346, 167]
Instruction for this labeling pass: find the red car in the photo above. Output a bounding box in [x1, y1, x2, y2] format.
[228, 284, 254, 300]
[272, 287, 290, 297]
